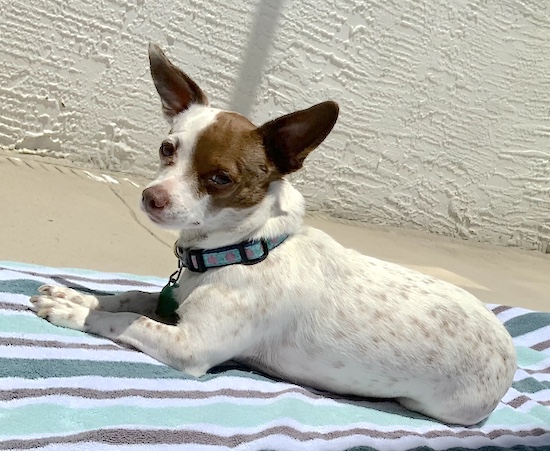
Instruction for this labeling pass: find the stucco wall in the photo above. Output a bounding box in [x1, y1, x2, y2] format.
[1, 0, 549, 250]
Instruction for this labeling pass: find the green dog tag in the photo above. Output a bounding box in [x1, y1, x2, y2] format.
[156, 283, 180, 317]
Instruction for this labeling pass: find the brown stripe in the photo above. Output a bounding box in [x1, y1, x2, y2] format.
[491, 305, 512, 315]
[0, 266, 160, 288]
[532, 339, 550, 351]
[507, 395, 550, 408]
[0, 302, 29, 311]
[0, 337, 121, 351]
[1, 426, 548, 449]
[0, 386, 333, 402]
[524, 365, 550, 375]
[507, 394, 530, 408]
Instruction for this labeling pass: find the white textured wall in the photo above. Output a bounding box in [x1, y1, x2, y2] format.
[1, 0, 549, 250]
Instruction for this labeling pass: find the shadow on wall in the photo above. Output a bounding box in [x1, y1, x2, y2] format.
[229, 0, 285, 117]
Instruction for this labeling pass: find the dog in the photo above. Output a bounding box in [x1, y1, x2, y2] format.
[31, 43, 516, 426]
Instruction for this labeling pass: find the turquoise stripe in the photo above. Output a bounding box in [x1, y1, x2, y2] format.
[478, 404, 548, 428]
[0, 396, 544, 436]
[0, 358, 272, 383]
[512, 377, 550, 394]
[0, 314, 87, 337]
[0, 357, 191, 380]
[516, 346, 549, 367]
[0, 358, 544, 427]
[527, 404, 550, 425]
[504, 312, 550, 337]
[0, 399, 433, 436]
[0, 278, 43, 296]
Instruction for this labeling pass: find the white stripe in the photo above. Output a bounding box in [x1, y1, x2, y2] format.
[502, 387, 550, 403]
[0, 310, 39, 317]
[517, 388, 550, 402]
[514, 325, 550, 348]
[515, 368, 550, 384]
[0, 271, 61, 285]
[515, 367, 550, 384]
[0, 346, 162, 364]
[2, 375, 307, 393]
[0, 293, 32, 306]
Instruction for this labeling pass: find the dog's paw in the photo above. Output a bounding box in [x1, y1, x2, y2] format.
[37, 285, 99, 310]
[30, 294, 90, 331]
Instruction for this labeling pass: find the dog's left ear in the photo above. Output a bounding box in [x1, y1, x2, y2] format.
[148, 43, 208, 121]
[258, 101, 339, 174]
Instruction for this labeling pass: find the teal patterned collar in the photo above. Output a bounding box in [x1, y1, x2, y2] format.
[175, 235, 289, 273]
[155, 235, 289, 318]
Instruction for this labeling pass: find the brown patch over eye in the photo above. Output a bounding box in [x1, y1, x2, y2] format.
[192, 112, 281, 209]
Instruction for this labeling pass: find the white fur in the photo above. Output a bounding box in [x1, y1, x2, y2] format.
[31, 105, 516, 427]
[142, 104, 221, 229]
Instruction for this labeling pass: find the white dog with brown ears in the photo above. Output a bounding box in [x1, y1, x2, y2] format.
[31, 43, 516, 426]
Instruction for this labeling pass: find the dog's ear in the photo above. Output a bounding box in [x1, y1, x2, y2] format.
[258, 101, 339, 174]
[148, 43, 208, 121]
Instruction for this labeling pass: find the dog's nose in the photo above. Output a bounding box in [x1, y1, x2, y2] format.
[142, 186, 170, 210]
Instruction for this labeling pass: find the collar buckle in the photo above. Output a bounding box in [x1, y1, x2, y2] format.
[238, 239, 269, 265]
[175, 247, 207, 273]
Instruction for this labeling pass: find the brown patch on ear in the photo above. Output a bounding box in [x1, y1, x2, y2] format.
[148, 43, 208, 119]
[258, 101, 339, 174]
[192, 112, 280, 210]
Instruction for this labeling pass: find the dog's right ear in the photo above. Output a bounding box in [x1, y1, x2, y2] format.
[258, 101, 339, 175]
[148, 43, 208, 121]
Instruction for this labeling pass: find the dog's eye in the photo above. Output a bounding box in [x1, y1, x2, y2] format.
[160, 142, 175, 158]
[210, 172, 232, 185]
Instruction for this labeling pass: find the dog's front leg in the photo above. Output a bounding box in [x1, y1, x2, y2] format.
[87, 311, 206, 374]
[30, 296, 212, 376]
[36, 285, 159, 316]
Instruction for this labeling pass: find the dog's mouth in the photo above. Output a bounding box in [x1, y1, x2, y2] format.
[140, 200, 175, 227]
[146, 212, 163, 224]
[142, 205, 204, 230]
[141, 200, 163, 221]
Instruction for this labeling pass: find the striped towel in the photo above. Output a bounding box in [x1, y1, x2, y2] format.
[0, 261, 549, 451]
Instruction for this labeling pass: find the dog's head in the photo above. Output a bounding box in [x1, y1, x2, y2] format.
[142, 43, 339, 230]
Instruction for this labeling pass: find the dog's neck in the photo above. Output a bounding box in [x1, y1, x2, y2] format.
[177, 179, 305, 250]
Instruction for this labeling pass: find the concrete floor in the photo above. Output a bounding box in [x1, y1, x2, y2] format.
[2, 149, 549, 312]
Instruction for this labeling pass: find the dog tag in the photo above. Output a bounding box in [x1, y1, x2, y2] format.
[156, 283, 179, 317]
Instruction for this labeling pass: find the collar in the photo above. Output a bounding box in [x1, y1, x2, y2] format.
[174, 234, 289, 273]
[156, 235, 290, 318]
